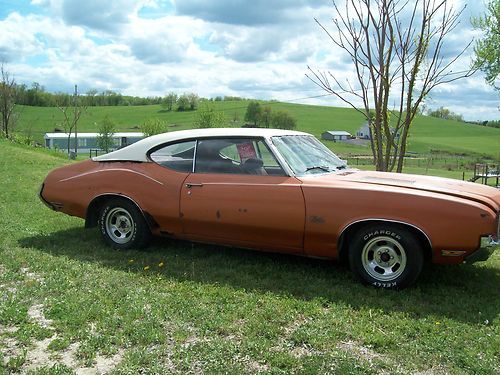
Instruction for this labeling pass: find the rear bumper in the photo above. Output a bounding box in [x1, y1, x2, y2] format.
[464, 236, 499, 264]
[38, 183, 54, 210]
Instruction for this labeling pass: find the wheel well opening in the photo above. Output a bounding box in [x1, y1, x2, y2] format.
[338, 220, 432, 263]
[85, 195, 156, 229]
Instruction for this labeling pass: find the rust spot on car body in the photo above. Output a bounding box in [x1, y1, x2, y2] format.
[309, 215, 325, 224]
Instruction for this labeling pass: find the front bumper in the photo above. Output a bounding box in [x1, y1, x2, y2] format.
[464, 236, 499, 264]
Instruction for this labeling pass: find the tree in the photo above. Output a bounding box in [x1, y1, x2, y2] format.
[162, 92, 178, 111]
[194, 103, 226, 128]
[270, 110, 297, 130]
[58, 85, 87, 156]
[307, 0, 474, 172]
[187, 93, 199, 110]
[0, 63, 17, 138]
[427, 106, 463, 122]
[96, 116, 116, 153]
[86, 89, 98, 106]
[244, 101, 262, 126]
[177, 94, 190, 111]
[472, 0, 499, 88]
[258, 106, 272, 128]
[141, 118, 167, 137]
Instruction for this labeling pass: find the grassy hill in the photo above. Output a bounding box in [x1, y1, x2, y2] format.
[0, 138, 499, 373]
[13, 101, 500, 160]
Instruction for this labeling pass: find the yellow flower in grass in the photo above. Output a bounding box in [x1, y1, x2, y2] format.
[128, 259, 134, 264]
[158, 262, 164, 268]
[143, 266, 150, 271]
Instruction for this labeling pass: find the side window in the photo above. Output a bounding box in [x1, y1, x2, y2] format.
[150, 140, 195, 172]
[195, 138, 286, 176]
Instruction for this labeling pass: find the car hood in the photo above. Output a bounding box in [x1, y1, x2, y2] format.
[299, 170, 500, 212]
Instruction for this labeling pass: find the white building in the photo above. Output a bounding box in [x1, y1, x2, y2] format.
[321, 131, 352, 141]
[44, 132, 144, 154]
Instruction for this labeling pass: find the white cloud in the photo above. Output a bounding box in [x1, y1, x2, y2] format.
[0, 0, 497, 121]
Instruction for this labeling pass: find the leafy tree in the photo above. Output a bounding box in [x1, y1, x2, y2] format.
[177, 94, 190, 111]
[162, 92, 178, 111]
[270, 110, 297, 130]
[141, 118, 167, 137]
[0, 63, 17, 138]
[194, 103, 226, 128]
[96, 116, 116, 152]
[244, 101, 262, 126]
[258, 106, 272, 128]
[472, 0, 499, 88]
[308, 0, 474, 172]
[427, 107, 463, 122]
[187, 93, 199, 110]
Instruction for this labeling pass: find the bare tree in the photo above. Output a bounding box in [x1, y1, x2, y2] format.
[0, 63, 17, 138]
[58, 85, 87, 156]
[307, 0, 474, 172]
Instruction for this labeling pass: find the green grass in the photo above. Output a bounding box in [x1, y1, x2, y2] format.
[0, 139, 499, 374]
[13, 101, 500, 160]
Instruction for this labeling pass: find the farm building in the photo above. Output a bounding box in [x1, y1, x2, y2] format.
[356, 123, 400, 141]
[356, 123, 371, 139]
[321, 131, 352, 141]
[44, 132, 144, 154]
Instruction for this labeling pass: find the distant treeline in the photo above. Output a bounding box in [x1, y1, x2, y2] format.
[13, 82, 246, 108]
[467, 120, 500, 129]
[15, 83, 162, 107]
[426, 106, 499, 129]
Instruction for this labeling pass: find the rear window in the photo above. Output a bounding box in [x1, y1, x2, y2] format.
[150, 141, 195, 172]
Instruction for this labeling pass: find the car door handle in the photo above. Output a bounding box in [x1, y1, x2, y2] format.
[186, 183, 203, 188]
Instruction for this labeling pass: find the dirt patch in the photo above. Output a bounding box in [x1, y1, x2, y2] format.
[337, 340, 382, 363]
[20, 267, 45, 284]
[27, 304, 53, 329]
[1, 302, 125, 374]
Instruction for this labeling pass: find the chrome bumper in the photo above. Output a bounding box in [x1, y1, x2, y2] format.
[464, 236, 499, 264]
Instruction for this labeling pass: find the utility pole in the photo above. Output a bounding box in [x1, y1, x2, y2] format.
[74, 84, 78, 155]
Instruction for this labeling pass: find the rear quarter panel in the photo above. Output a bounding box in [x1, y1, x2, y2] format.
[42, 161, 187, 235]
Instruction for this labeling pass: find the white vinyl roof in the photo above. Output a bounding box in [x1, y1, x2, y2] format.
[93, 128, 310, 162]
[44, 132, 144, 139]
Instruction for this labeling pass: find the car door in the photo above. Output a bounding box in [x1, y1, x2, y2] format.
[180, 137, 305, 253]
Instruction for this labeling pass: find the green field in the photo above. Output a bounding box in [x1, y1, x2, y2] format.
[13, 102, 500, 160]
[1, 137, 499, 373]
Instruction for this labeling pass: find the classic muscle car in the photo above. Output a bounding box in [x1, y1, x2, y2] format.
[39, 128, 499, 289]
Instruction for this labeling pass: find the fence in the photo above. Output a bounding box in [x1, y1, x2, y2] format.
[345, 155, 499, 184]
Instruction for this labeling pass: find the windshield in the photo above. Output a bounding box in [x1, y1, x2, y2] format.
[272, 135, 347, 176]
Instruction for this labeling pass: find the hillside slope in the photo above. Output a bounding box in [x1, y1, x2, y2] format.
[13, 102, 500, 158]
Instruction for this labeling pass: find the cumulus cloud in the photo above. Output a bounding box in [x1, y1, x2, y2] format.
[0, 0, 496, 121]
[123, 16, 207, 64]
[175, 0, 327, 26]
[0, 13, 45, 62]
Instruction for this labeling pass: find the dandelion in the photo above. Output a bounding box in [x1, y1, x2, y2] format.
[128, 259, 134, 264]
[435, 321, 441, 325]
[158, 262, 164, 268]
[144, 266, 150, 271]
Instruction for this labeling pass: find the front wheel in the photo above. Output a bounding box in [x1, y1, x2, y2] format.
[348, 224, 424, 289]
[98, 198, 150, 250]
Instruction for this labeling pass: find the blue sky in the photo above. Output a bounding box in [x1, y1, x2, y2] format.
[0, 0, 498, 120]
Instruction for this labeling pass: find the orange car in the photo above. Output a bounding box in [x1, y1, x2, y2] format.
[40, 128, 499, 289]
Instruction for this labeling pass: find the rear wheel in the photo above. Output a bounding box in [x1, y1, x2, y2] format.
[349, 224, 423, 289]
[98, 198, 150, 249]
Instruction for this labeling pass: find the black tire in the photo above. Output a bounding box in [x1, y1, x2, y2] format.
[348, 224, 424, 289]
[98, 198, 150, 250]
